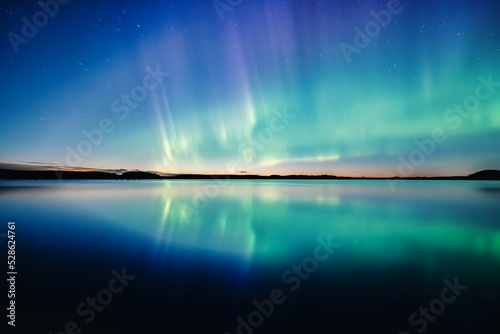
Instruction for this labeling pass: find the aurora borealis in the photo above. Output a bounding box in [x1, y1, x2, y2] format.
[1, 0, 499, 176]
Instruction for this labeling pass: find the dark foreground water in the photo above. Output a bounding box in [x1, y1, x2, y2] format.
[0, 180, 499, 333]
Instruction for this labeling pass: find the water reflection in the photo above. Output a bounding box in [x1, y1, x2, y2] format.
[152, 180, 500, 263]
[1, 180, 499, 333]
[1, 180, 499, 263]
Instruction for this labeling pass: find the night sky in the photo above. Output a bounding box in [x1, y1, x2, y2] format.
[1, 0, 499, 176]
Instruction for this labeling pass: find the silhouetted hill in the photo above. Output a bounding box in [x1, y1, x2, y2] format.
[467, 170, 500, 180]
[0, 169, 117, 180]
[120, 171, 163, 179]
[0, 169, 165, 180]
[1, 168, 499, 180]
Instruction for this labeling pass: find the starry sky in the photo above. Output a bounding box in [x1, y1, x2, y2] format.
[0, 0, 499, 176]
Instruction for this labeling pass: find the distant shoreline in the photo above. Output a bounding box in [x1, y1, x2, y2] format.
[1, 169, 499, 181]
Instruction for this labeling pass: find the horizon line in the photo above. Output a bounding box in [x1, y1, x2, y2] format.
[1, 167, 500, 181]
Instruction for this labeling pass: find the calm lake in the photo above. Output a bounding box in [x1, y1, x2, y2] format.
[1, 180, 499, 333]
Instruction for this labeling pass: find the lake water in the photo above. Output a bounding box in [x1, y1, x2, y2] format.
[1, 180, 499, 333]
